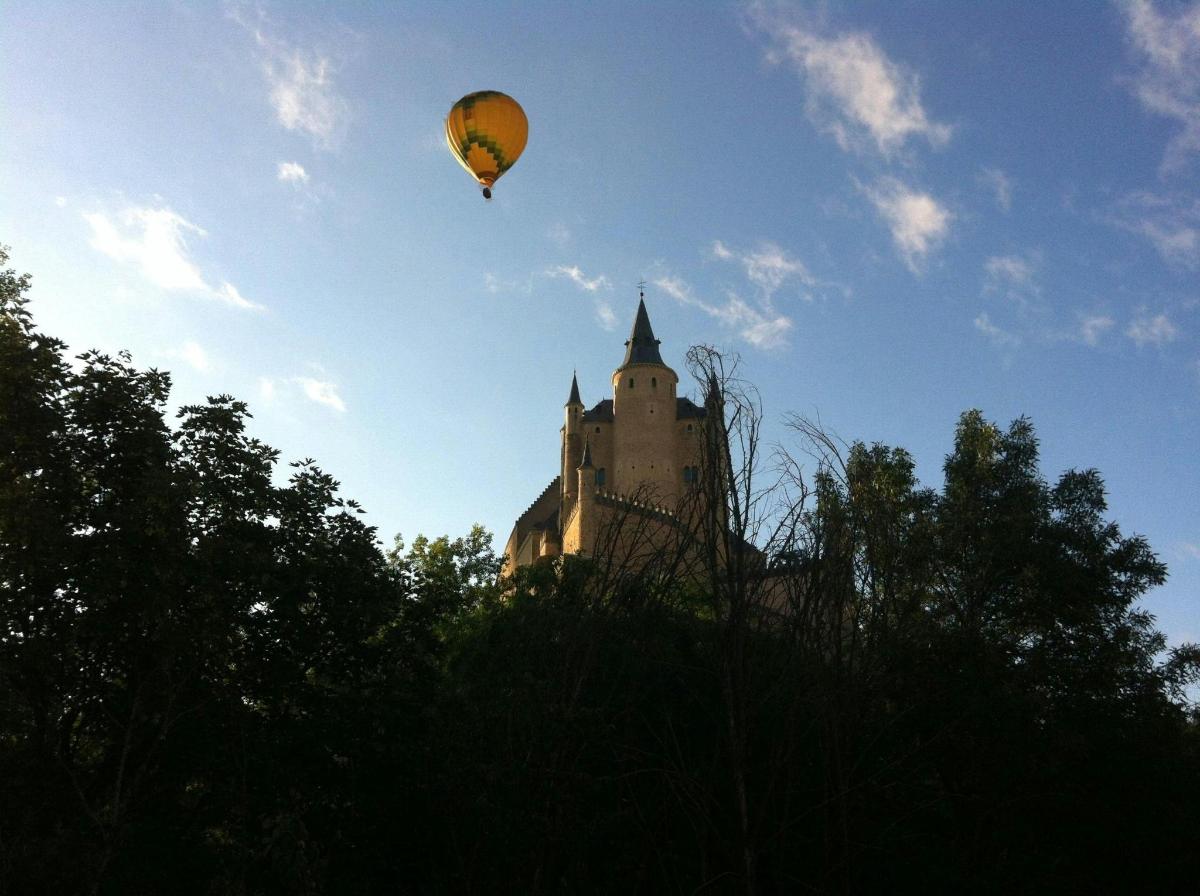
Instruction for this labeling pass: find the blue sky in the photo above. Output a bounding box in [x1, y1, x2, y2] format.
[2, 1, 1197, 644]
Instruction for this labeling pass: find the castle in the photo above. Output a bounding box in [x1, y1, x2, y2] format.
[502, 297, 713, 578]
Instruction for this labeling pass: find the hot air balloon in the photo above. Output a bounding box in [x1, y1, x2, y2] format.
[445, 91, 528, 200]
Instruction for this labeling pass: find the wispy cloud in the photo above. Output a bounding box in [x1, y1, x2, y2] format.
[1178, 541, 1200, 560]
[547, 264, 617, 328]
[1119, 0, 1200, 172]
[547, 222, 572, 247]
[711, 240, 817, 298]
[1078, 314, 1116, 346]
[594, 300, 618, 331]
[983, 252, 1041, 306]
[548, 264, 611, 292]
[84, 205, 262, 310]
[215, 282, 259, 310]
[746, 3, 951, 156]
[230, 6, 350, 149]
[161, 340, 212, 373]
[293, 376, 346, 412]
[655, 273, 792, 349]
[1127, 310, 1180, 346]
[1110, 191, 1200, 266]
[277, 161, 310, 183]
[860, 177, 952, 271]
[974, 312, 1019, 348]
[978, 167, 1013, 211]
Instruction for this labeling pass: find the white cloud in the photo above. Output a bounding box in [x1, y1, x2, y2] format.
[861, 178, 952, 271]
[161, 340, 212, 373]
[1111, 191, 1200, 266]
[983, 252, 1041, 306]
[1079, 315, 1116, 346]
[180, 341, 210, 372]
[1120, 0, 1200, 172]
[654, 274, 792, 349]
[1126, 310, 1180, 346]
[85, 205, 262, 310]
[546, 264, 616, 330]
[984, 254, 1035, 289]
[547, 222, 572, 247]
[294, 376, 346, 412]
[277, 161, 310, 183]
[215, 281, 262, 310]
[230, 7, 350, 149]
[974, 312, 1019, 347]
[594, 300, 618, 331]
[979, 167, 1013, 211]
[85, 207, 208, 291]
[747, 3, 951, 156]
[258, 377, 277, 402]
[548, 264, 611, 292]
[1179, 541, 1200, 560]
[711, 240, 816, 297]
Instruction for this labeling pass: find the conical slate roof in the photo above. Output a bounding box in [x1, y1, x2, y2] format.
[566, 370, 582, 406]
[578, 435, 594, 468]
[619, 297, 665, 368]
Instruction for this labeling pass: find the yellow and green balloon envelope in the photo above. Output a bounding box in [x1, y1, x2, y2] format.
[444, 91, 528, 200]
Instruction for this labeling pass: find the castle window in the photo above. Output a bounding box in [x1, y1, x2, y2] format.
[595, 426, 601, 433]
[686, 424, 693, 432]
[629, 378, 635, 389]
[651, 377, 657, 388]
[596, 468, 606, 487]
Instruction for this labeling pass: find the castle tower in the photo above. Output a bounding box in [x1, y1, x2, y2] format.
[562, 371, 584, 518]
[505, 293, 711, 577]
[610, 295, 680, 500]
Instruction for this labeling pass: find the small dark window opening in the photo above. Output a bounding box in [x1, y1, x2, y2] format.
[629, 378, 635, 389]
[686, 423, 693, 432]
[652, 377, 657, 388]
[596, 468, 606, 487]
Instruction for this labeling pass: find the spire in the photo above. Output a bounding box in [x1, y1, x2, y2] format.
[620, 293, 665, 368]
[566, 370, 582, 406]
[578, 435, 594, 469]
[705, 371, 721, 403]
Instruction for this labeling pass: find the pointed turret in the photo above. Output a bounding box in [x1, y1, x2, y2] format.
[566, 370, 582, 406]
[619, 296, 665, 368]
[578, 435, 594, 469]
[705, 371, 722, 407]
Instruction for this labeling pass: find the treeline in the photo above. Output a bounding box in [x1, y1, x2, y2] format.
[2, 246, 1199, 894]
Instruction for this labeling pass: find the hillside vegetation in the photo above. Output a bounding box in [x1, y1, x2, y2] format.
[3, 246, 1199, 894]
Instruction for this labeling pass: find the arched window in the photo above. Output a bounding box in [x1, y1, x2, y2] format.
[596, 468, 606, 487]
[595, 426, 601, 433]
[629, 378, 635, 389]
[683, 466, 693, 484]
[651, 376, 657, 388]
[686, 423, 693, 432]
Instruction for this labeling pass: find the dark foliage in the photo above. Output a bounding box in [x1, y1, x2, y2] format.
[2, 246, 1198, 894]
